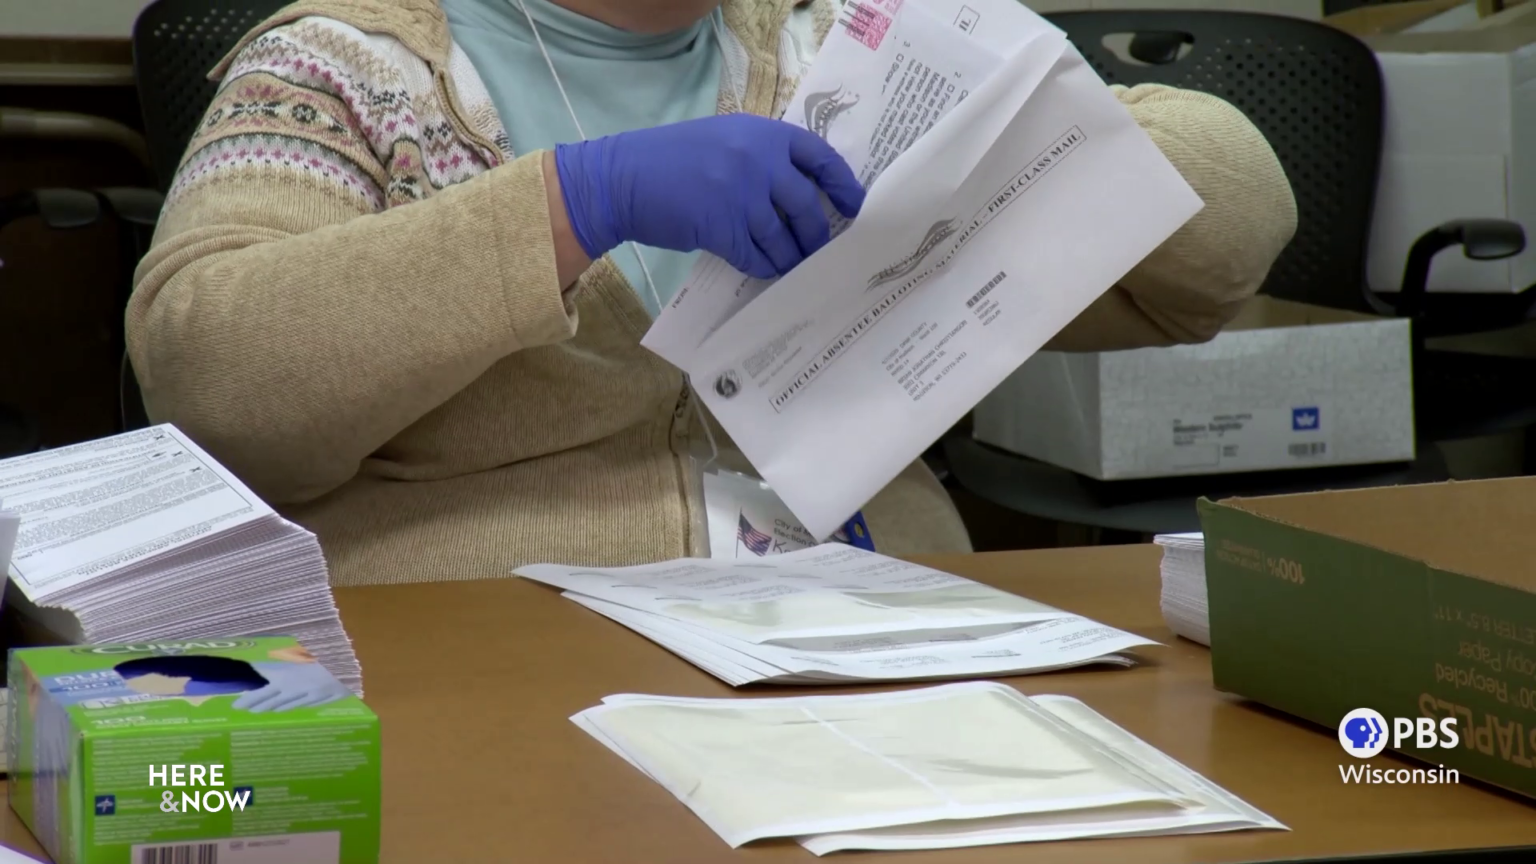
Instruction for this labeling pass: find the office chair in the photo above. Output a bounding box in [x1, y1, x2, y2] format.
[946, 10, 1534, 537]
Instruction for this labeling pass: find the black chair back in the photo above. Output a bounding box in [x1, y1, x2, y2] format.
[1048, 11, 1383, 313]
[132, 0, 291, 191]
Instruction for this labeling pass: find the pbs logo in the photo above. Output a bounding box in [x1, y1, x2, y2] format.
[1338, 707, 1458, 758]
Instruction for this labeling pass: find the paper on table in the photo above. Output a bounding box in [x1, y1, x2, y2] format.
[515, 545, 1065, 645]
[689, 29, 1203, 539]
[0, 426, 272, 601]
[643, 0, 1024, 368]
[798, 694, 1285, 854]
[570, 594, 1152, 685]
[572, 683, 1198, 847]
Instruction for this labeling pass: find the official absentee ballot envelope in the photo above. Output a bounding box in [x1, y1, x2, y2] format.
[648, 0, 1203, 540]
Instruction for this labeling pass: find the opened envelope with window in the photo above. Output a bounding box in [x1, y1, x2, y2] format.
[645, 0, 1275, 547]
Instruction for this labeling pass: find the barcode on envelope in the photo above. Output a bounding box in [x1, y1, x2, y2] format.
[1288, 442, 1327, 458]
[968, 271, 1006, 308]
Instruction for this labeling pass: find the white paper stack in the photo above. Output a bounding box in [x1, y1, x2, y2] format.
[574, 682, 1284, 853]
[1155, 533, 1209, 646]
[0, 425, 360, 694]
[0, 496, 17, 603]
[516, 545, 1158, 686]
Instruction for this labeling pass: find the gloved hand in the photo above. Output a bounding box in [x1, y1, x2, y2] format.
[555, 114, 865, 280]
[232, 661, 350, 713]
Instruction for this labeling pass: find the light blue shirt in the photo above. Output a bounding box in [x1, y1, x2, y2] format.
[441, 0, 725, 316]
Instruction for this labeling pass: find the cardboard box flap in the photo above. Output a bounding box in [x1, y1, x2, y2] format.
[1473, 0, 1536, 27]
[1365, 20, 1536, 52]
[1221, 296, 1388, 332]
[1327, 0, 1470, 37]
[1408, 2, 1487, 31]
[1214, 478, 1536, 592]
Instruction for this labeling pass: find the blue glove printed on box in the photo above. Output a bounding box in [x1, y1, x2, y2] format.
[234, 661, 353, 713]
[555, 114, 866, 280]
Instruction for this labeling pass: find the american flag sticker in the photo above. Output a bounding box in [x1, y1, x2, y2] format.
[738, 513, 774, 556]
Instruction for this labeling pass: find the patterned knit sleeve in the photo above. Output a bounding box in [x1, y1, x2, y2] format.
[159, 24, 393, 219]
[1046, 84, 1298, 352]
[128, 17, 575, 505]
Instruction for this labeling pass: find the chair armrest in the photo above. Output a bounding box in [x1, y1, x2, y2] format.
[0, 189, 102, 232]
[1376, 219, 1526, 322]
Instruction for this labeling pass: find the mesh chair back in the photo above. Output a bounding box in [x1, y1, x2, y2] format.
[1049, 11, 1384, 311]
[133, 0, 290, 191]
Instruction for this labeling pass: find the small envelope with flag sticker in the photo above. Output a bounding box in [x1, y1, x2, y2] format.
[703, 470, 874, 560]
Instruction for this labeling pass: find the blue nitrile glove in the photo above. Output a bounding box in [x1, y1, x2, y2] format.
[232, 662, 349, 713]
[554, 114, 866, 280]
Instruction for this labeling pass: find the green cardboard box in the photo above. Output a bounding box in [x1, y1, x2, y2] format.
[8, 637, 380, 863]
[1199, 478, 1536, 799]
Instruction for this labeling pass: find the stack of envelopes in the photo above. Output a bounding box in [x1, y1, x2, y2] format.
[574, 682, 1284, 853]
[1155, 533, 1210, 647]
[0, 426, 361, 694]
[516, 545, 1158, 686]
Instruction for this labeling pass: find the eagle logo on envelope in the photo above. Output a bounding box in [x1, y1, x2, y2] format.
[713, 370, 741, 400]
[804, 86, 860, 139]
[867, 218, 958, 289]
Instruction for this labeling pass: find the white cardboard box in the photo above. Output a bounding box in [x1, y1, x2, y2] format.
[1358, 12, 1536, 294]
[973, 298, 1415, 480]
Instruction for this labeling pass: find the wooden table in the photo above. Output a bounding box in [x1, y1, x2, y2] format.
[2, 545, 1535, 862]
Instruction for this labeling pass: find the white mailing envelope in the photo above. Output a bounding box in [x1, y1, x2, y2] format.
[651, 0, 1203, 539]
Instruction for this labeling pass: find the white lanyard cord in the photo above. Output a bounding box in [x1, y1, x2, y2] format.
[512, 0, 728, 470]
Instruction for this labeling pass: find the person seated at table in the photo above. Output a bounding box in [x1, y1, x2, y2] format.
[126, 0, 1297, 587]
